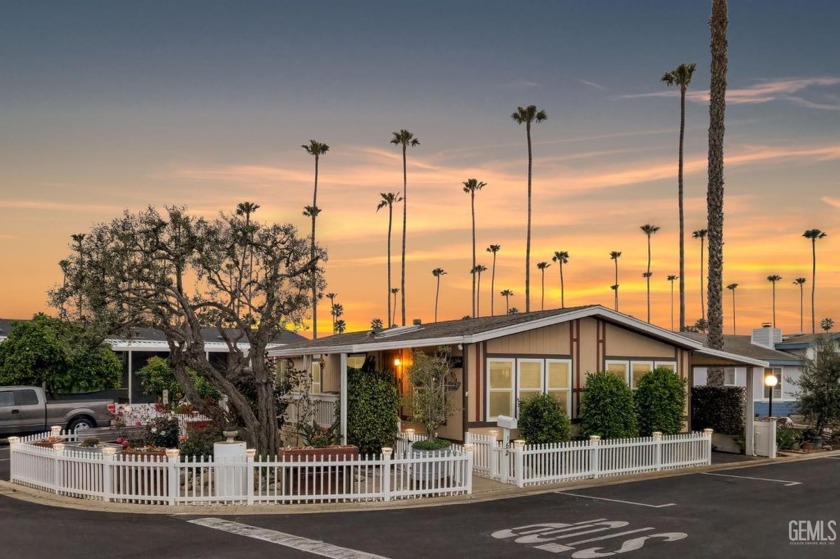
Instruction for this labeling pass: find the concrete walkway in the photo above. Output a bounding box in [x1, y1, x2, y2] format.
[2, 448, 837, 516]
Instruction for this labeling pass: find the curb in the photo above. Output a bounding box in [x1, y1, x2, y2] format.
[2, 449, 838, 515]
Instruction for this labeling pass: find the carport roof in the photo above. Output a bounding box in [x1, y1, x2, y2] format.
[270, 304, 708, 357]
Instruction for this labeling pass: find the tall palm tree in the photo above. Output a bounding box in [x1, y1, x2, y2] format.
[610, 251, 622, 311]
[692, 229, 708, 322]
[803, 229, 827, 333]
[432, 268, 447, 322]
[706, 0, 729, 387]
[472, 265, 488, 317]
[325, 292, 338, 332]
[727, 283, 739, 335]
[236, 201, 261, 317]
[662, 62, 697, 332]
[792, 278, 806, 333]
[552, 251, 569, 308]
[464, 179, 487, 317]
[640, 224, 661, 322]
[377, 192, 403, 328]
[390, 130, 420, 326]
[301, 141, 329, 338]
[767, 275, 782, 328]
[389, 288, 399, 327]
[487, 244, 501, 316]
[667, 275, 679, 331]
[511, 105, 547, 313]
[71, 233, 86, 320]
[536, 261, 551, 310]
[500, 289, 514, 314]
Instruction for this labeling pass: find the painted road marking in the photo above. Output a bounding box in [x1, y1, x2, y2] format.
[558, 492, 676, 508]
[702, 472, 801, 486]
[188, 518, 390, 559]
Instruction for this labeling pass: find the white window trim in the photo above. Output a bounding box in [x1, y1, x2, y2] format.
[546, 358, 573, 416]
[487, 358, 515, 421]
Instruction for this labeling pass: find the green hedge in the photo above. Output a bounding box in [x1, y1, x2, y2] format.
[580, 371, 638, 439]
[518, 393, 571, 444]
[346, 368, 399, 456]
[690, 385, 745, 435]
[634, 367, 687, 436]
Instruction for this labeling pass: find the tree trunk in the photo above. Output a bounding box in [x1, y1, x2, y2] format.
[471, 191, 477, 317]
[560, 263, 565, 308]
[706, 0, 728, 387]
[311, 155, 319, 339]
[387, 207, 393, 326]
[811, 239, 817, 333]
[525, 123, 533, 313]
[678, 85, 687, 331]
[401, 146, 407, 326]
[490, 254, 497, 316]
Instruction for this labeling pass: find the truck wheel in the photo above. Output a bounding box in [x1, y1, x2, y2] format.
[68, 416, 95, 433]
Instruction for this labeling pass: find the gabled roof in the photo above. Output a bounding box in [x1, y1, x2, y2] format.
[270, 305, 707, 356]
[776, 332, 840, 349]
[680, 333, 801, 365]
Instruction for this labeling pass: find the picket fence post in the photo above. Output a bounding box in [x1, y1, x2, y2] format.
[703, 428, 714, 464]
[382, 447, 393, 501]
[166, 448, 180, 505]
[652, 432, 663, 471]
[53, 443, 66, 495]
[7, 437, 19, 483]
[464, 443, 475, 494]
[489, 429, 500, 480]
[246, 449, 256, 505]
[513, 440, 525, 488]
[102, 446, 117, 502]
[589, 435, 601, 479]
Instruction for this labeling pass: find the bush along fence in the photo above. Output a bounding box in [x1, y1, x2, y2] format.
[8, 430, 474, 505]
[465, 429, 713, 487]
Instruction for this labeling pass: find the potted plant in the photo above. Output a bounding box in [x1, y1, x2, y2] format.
[406, 347, 458, 481]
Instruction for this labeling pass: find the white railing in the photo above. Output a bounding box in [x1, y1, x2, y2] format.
[9, 431, 473, 505]
[282, 393, 339, 428]
[466, 429, 713, 487]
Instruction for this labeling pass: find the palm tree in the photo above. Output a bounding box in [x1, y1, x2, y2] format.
[662, 62, 697, 332]
[706, 0, 729, 386]
[377, 192, 403, 330]
[500, 289, 514, 314]
[487, 244, 501, 316]
[331, 302, 344, 334]
[389, 288, 399, 327]
[236, 201, 261, 317]
[471, 265, 488, 317]
[727, 283, 739, 335]
[610, 251, 622, 311]
[432, 268, 447, 322]
[767, 275, 782, 328]
[325, 292, 338, 332]
[552, 251, 569, 308]
[390, 130, 420, 326]
[511, 105, 547, 313]
[793, 278, 807, 333]
[667, 275, 679, 331]
[803, 229, 827, 333]
[640, 224, 660, 322]
[692, 229, 708, 322]
[301, 141, 329, 337]
[464, 179, 487, 317]
[536, 261, 551, 310]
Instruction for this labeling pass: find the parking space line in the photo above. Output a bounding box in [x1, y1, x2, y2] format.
[557, 492, 676, 508]
[702, 472, 801, 486]
[189, 518, 390, 558]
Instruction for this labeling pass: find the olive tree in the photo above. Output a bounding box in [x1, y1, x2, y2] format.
[49, 204, 323, 455]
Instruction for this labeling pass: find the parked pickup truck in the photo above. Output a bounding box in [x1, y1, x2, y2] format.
[0, 386, 113, 437]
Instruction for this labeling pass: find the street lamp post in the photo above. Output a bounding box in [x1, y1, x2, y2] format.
[764, 372, 778, 418]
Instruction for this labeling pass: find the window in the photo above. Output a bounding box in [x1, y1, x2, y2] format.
[764, 367, 782, 399]
[631, 362, 653, 389]
[724, 367, 737, 386]
[347, 354, 366, 370]
[605, 361, 629, 384]
[17, 389, 39, 406]
[654, 361, 677, 373]
[547, 360, 572, 415]
[311, 359, 322, 394]
[517, 359, 544, 403]
[0, 391, 14, 408]
[488, 359, 515, 419]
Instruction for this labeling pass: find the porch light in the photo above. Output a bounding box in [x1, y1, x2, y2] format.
[394, 358, 401, 367]
[764, 373, 778, 418]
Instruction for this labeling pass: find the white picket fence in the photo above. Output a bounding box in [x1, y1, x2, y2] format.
[466, 429, 713, 487]
[8, 431, 473, 505]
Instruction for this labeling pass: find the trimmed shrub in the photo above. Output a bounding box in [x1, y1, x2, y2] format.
[634, 367, 687, 436]
[145, 416, 180, 448]
[580, 371, 638, 439]
[518, 393, 571, 444]
[690, 385, 745, 435]
[179, 422, 223, 459]
[347, 368, 399, 456]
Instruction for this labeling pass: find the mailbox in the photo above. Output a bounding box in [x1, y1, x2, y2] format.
[496, 415, 518, 430]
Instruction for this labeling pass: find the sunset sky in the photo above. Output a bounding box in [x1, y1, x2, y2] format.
[1, 1, 839, 337]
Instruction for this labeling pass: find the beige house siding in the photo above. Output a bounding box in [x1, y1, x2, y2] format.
[485, 323, 571, 355]
[604, 323, 677, 359]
